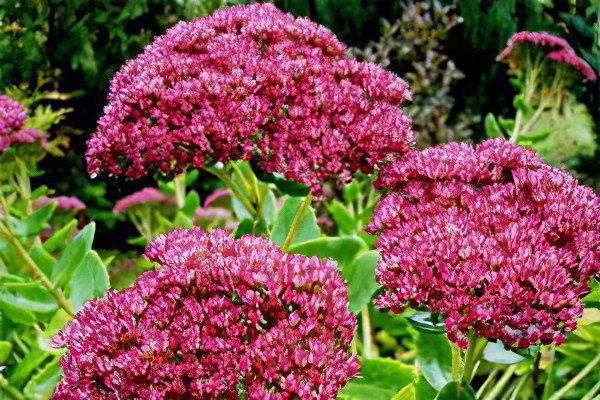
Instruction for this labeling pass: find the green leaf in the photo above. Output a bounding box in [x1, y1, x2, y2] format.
[51, 222, 95, 286]
[12, 202, 56, 236]
[434, 382, 476, 400]
[339, 357, 415, 400]
[342, 250, 381, 314]
[416, 332, 453, 391]
[42, 219, 77, 253]
[392, 383, 415, 400]
[415, 376, 438, 400]
[270, 197, 320, 247]
[235, 218, 254, 238]
[173, 211, 193, 229]
[483, 340, 526, 364]
[408, 311, 447, 334]
[328, 199, 358, 235]
[342, 180, 361, 203]
[23, 358, 62, 400]
[8, 346, 49, 387]
[181, 190, 200, 218]
[29, 246, 57, 277]
[68, 250, 109, 312]
[0, 283, 57, 314]
[484, 113, 504, 139]
[254, 167, 310, 197]
[582, 279, 599, 308]
[288, 237, 367, 270]
[0, 340, 12, 363]
[513, 94, 532, 115]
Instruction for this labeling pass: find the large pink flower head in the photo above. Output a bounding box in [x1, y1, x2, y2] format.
[86, 4, 414, 194]
[0, 95, 44, 152]
[52, 228, 358, 399]
[368, 139, 599, 348]
[498, 31, 597, 80]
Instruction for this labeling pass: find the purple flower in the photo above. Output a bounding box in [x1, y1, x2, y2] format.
[53, 228, 358, 399]
[113, 188, 174, 214]
[86, 4, 414, 194]
[498, 31, 597, 80]
[0, 95, 44, 152]
[33, 196, 86, 212]
[368, 139, 599, 348]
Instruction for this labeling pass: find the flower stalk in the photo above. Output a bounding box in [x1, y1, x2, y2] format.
[0, 220, 74, 317]
[282, 193, 312, 251]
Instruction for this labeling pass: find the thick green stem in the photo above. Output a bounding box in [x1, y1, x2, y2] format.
[452, 345, 462, 398]
[361, 305, 374, 359]
[282, 193, 312, 251]
[204, 166, 257, 216]
[463, 331, 487, 384]
[548, 354, 600, 400]
[0, 222, 74, 317]
[484, 364, 518, 400]
[174, 173, 186, 209]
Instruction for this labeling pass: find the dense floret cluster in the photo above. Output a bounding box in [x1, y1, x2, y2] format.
[368, 139, 599, 348]
[86, 4, 414, 194]
[52, 228, 358, 399]
[113, 187, 173, 214]
[498, 31, 597, 80]
[0, 95, 44, 152]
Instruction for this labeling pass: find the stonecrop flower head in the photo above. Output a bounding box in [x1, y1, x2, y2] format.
[368, 139, 599, 348]
[113, 187, 173, 214]
[0, 95, 44, 152]
[498, 31, 597, 80]
[86, 4, 414, 194]
[53, 228, 358, 399]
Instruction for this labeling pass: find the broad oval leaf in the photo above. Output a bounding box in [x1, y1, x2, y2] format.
[270, 197, 319, 247]
[416, 332, 453, 391]
[51, 222, 95, 286]
[288, 236, 367, 270]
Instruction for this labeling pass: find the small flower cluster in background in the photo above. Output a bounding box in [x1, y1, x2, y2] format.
[0, 95, 44, 152]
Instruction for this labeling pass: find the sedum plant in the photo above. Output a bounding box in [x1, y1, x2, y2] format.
[1, 4, 599, 400]
[486, 31, 597, 169]
[0, 95, 109, 398]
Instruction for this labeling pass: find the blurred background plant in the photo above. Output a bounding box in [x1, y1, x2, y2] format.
[353, 0, 478, 147]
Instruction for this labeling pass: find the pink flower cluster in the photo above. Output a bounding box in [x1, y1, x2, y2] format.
[113, 187, 174, 214]
[86, 4, 414, 194]
[0, 95, 44, 152]
[33, 196, 86, 212]
[52, 228, 358, 399]
[498, 31, 597, 80]
[368, 139, 599, 348]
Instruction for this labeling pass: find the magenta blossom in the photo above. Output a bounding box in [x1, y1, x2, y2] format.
[498, 31, 597, 80]
[33, 195, 86, 212]
[86, 4, 414, 194]
[0, 95, 44, 152]
[113, 187, 173, 214]
[52, 228, 358, 399]
[368, 139, 599, 348]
